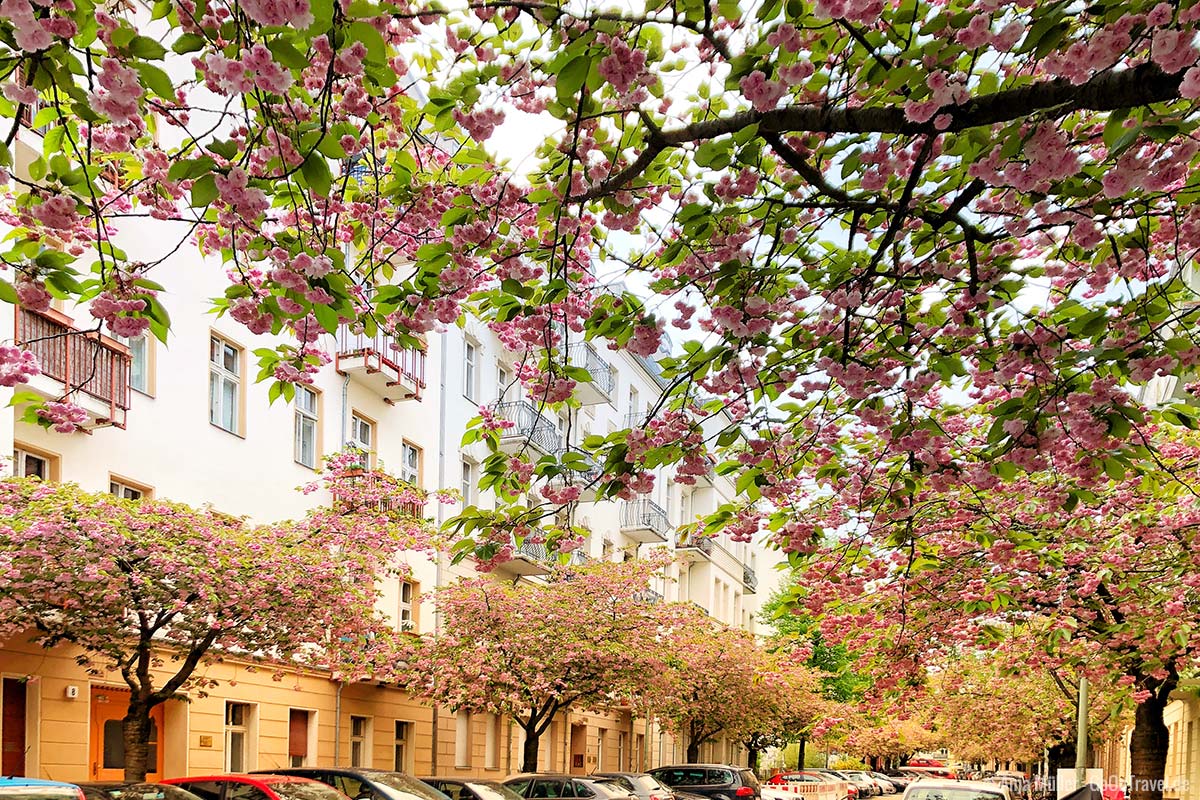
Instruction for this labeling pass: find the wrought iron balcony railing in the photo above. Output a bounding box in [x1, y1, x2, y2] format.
[493, 400, 562, 453]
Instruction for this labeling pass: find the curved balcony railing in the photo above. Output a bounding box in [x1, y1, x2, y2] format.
[568, 342, 616, 396]
[620, 498, 671, 541]
[493, 401, 561, 453]
[677, 531, 715, 556]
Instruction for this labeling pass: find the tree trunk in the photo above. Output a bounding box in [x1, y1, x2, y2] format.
[122, 702, 153, 782]
[1049, 742, 1076, 778]
[1130, 682, 1173, 800]
[797, 738, 807, 770]
[686, 739, 701, 763]
[522, 726, 542, 773]
[748, 746, 760, 771]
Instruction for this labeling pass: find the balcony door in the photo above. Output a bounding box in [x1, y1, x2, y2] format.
[89, 686, 164, 780]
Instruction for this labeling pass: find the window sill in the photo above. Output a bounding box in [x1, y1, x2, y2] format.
[210, 422, 245, 439]
[131, 386, 156, 399]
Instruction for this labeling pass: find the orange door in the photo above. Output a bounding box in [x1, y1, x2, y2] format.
[89, 687, 164, 781]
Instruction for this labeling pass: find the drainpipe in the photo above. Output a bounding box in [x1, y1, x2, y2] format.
[430, 332, 450, 774]
[334, 682, 343, 766]
[340, 372, 351, 448]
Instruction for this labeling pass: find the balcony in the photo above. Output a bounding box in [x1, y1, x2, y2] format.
[493, 400, 562, 455]
[551, 447, 604, 502]
[619, 498, 671, 544]
[335, 326, 425, 403]
[634, 588, 663, 605]
[15, 307, 131, 429]
[493, 537, 553, 577]
[676, 530, 715, 561]
[742, 564, 758, 594]
[331, 469, 426, 517]
[568, 343, 616, 405]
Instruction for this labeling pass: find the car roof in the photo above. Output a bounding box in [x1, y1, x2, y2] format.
[0, 781, 79, 788]
[165, 776, 322, 785]
[650, 766, 742, 770]
[908, 781, 1007, 794]
[503, 776, 578, 781]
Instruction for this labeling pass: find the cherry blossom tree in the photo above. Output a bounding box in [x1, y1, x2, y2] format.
[398, 558, 675, 772]
[785, 430, 1200, 800]
[0, 470, 432, 781]
[650, 604, 821, 764]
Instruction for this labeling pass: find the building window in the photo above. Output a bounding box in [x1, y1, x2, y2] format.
[110, 477, 149, 500]
[455, 710, 472, 768]
[12, 447, 52, 480]
[464, 341, 477, 400]
[400, 442, 420, 485]
[350, 716, 370, 768]
[294, 386, 319, 469]
[350, 412, 374, 467]
[460, 459, 475, 506]
[288, 709, 311, 767]
[496, 363, 512, 402]
[209, 336, 241, 434]
[393, 721, 410, 772]
[119, 334, 151, 395]
[224, 702, 253, 772]
[398, 580, 414, 631]
[484, 713, 501, 770]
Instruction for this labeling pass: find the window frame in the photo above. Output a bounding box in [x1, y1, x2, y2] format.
[393, 720, 411, 772]
[294, 386, 321, 470]
[349, 411, 376, 468]
[398, 579, 415, 631]
[463, 341, 478, 401]
[118, 333, 155, 396]
[400, 441, 421, 485]
[460, 458, 475, 506]
[209, 334, 244, 436]
[223, 701, 255, 772]
[12, 444, 59, 481]
[109, 474, 152, 500]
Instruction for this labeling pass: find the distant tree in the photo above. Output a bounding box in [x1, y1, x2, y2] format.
[400, 559, 673, 772]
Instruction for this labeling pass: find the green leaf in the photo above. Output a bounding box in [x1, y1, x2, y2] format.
[172, 33, 207, 54]
[347, 21, 387, 64]
[301, 152, 332, 197]
[0, 277, 17, 304]
[556, 55, 591, 105]
[128, 35, 168, 59]
[190, 174, 219, 207]
[134, 62, 174, 99]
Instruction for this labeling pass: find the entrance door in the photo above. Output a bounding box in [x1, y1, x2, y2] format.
[89, 687, 164, 780]
[2, 678, 27, 776]
[569, 724, 587, 775]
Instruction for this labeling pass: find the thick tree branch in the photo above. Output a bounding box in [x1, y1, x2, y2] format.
[575, 62, 1185, 200]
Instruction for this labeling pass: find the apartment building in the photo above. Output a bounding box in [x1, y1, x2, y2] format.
[0, 138, 778, 785]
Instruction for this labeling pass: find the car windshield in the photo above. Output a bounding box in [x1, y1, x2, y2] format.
[627, 778, 665, 794]
[906, 790, 1005, 800]
[587, 782, 624, 798]
[650, 771, 732, 788]
[85, 786, 200, 800]
[367, 777, 449, 800]
[266, 784, 350, 800]
[0, 790, 80, 800]
[465, 786, 524, 800]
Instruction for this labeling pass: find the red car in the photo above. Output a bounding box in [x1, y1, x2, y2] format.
[161, 775, 352, 800]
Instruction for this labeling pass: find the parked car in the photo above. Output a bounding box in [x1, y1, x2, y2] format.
[842, 774, 880, 798]
[902, 781, 1011, 800]
[592, 773, 674, 800]
[0, 779, 85, 800]
[502, 775, 636, 800]
[867, 775, 899, 795]
[418, 781, 523, 800]
[162, 774, 352, 800]
[76, 785, 206, 800]
[647, 765, 761, 800]
[765, 773, 830, 786]
[256, 768, 449, 800]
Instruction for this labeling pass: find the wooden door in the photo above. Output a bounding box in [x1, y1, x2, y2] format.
[2, 678, 27, 776]
[89, 687, 164, 780]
